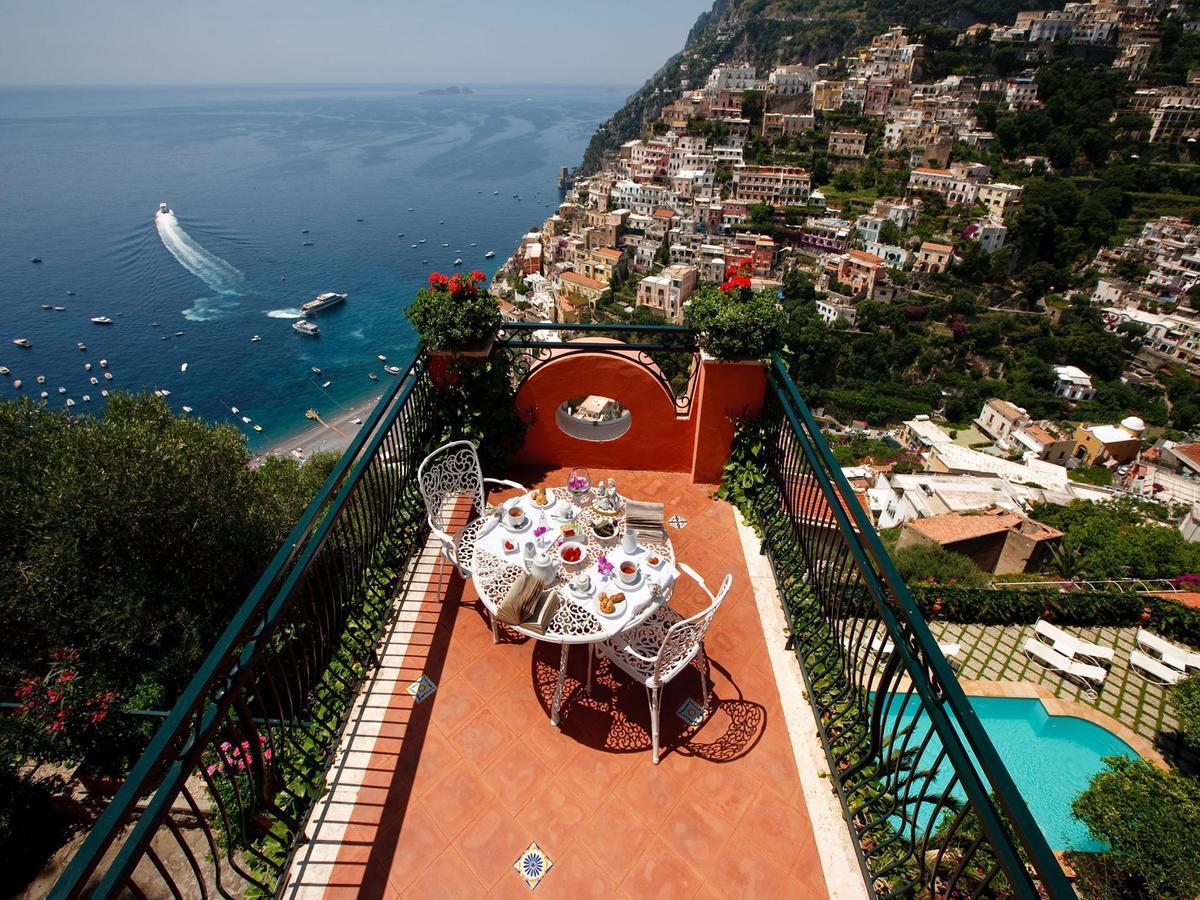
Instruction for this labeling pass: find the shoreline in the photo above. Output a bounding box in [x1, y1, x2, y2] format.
[255, 393, 385, 463]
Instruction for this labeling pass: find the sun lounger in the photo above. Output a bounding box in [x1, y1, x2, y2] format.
[1024, 637, 1107, 693]
[1136, 629, 1200, 673]
[1034, 619, 1115, 667]
[1129, 648, 1186, 685]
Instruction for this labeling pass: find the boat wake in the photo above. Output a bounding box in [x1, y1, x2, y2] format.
[155, 208, 244, 320]
[266, 308, 302, 319]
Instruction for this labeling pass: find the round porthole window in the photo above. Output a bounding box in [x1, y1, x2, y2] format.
[555, 395, 631, 442]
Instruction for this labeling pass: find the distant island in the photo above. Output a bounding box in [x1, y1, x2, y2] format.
[418, 86, 473, 96]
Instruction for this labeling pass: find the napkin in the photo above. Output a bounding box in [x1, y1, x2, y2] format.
[478, 497, 517, 539]
[625, 500, 666, 544]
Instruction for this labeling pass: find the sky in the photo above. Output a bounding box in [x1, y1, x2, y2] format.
[0, 0, 714, 86]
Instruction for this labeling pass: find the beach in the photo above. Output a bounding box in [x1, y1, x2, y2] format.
[259, 394, 384, 462]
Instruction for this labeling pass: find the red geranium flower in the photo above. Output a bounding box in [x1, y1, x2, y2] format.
[428, 272, 450, 289]
[470, 270, 486, 282]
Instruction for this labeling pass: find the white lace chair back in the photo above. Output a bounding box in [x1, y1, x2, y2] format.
[417, 440, 487, 534]
[654, 564, 732, 684]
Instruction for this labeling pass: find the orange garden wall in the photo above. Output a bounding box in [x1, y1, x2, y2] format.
[506, 345, 766, 483]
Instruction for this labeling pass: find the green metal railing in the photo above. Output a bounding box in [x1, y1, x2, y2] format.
[752, 354, 1072, 898]
[51, 352, 438, 898]
[50, 330, 1071, 898]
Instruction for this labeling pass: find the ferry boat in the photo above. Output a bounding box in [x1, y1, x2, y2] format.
[292, 320, 320, 336]
[299, 291, 347, 316]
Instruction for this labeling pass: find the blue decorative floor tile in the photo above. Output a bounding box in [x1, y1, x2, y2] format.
[668, 514, 688, 530]
[406, 674, 436, 703]
[513, 841, 553, 890]
[677, 697, 706, 726]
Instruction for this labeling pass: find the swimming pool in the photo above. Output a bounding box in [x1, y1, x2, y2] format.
[882, 695, 1140, 851]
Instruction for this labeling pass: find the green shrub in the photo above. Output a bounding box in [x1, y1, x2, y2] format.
[684, 284, 786, 360]
[1170, 673, 1200, 747]
[1073, 756, 1200, 898]
[893, 543, 990, 587]
[406, 270, 500, 351]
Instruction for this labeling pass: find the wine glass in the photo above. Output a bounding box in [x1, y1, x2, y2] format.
[566, 466, 591, 502]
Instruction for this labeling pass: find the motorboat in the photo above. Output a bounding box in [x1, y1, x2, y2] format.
[368, 372, 378, 381]
[12, 338, 31, 348]
[66, 290, 75, 296]
[0, 366, 8, 376]
[91, 316, 113, 325]
[77, 342, 87, 350]
[53, 306, 65, 311]
[99, 359, 107, 367]
[84, 363, 92, 371]
[158, 202, 170, 215]
[253, 424, 262, 432]
[36, 375, 45, 383]
[242, 416, 252, 424]
[103, 372, 112, 380]
[312, 366, 322, 375]
[302, 241, 314, 246]
[251, 335, 262, 342]
[453, 258, 463, 266]
[377, 354, 387, 362]
[31, 257, 42, 264]
[352, 417, 363, 425]
[180, 362, 188, 372]
[231, 406, 239, 413]
[484, 250, 496, 258]
[384, 365, 401, 375]
[292, 319, 320, 336]
[90, 376, 98, 385]
[12, 380, 21, 388]
[321, 380, 331, 388]
[41, 304, 51, 310]
[182, 405, 192, 413]
[299, 291, 347, 316]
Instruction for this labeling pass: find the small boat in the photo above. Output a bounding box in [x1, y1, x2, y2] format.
[182, 405, 192, 413]
[397, 233, 404, 237]
[103, 372, 112, 380]
[58, 387, 66, 394]
[251, 335, 262, 342]
[174, 331, 183, 336]
[31, 257, 42, 264]
[40, 391, 48, 398]
[302, 241, 314, 246]
[384, 365, 401, 375]
[368, 372, 378, 381]
[352, 417, 363, 425]
[484, 250, 496, 258]
[321, 380, 331, 388]
[82, 395, 90, 402]
[312, 366, 322, 375]
[84, 363, 92, 371]
[439, 220, 445, 224]
[36, 375, 45, 383]
[407, 207, 414, 211]
[242, 416, 252, 424]
[90, 377, 98, 385]
[493, 191, 499, 195]
[41, 304, 51, 310]
[91, 316, 113, 325]
[441, 242, 449, 247]
[356, 217, 364, 222]
[66, 290, 75, 296]
[159, 389, 171, 397]
[418, 239, 426, 244]
[158, 202, 170, 215]
[77, 342, 86, 350]
[65, 398, 74, 407]
[253, 424, 262, 432]
[180, 362, 188, 372]
[470, 243, 476, 247]
[411, 244, 418, 249]
[0, 366, 7, 376]
[99, 359, 107, 367]
[292, 319, 320, 336]
[13, 338, 31, 348]
[53, 306, 65, 311]
[101, 390, 108, 397]
[280, 276, 287, 282]
[151, 323, 159, 327]
[12, 379, 21, 389]
[301, 229, 309, 234]
[453, 258, 463, 266]
[377, 354, 387, 362]
[231, 406, 239, 414]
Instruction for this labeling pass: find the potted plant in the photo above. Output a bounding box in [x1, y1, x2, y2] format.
[407, 270, 500, 354]
[682, 264, 786, 361]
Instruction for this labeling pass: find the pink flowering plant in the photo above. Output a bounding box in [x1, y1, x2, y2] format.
[11, 647, 120, 763]
[596, 553, 615, 580]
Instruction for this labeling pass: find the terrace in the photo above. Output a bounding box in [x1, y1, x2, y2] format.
[50, 324, 1077, 899]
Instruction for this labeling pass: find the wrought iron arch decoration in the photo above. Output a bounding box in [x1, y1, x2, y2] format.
[496, 323, 701, 418]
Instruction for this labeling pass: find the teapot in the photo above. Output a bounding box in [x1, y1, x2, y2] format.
[531, 549, 557, 583]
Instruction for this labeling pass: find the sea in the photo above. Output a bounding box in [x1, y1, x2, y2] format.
[0, 84, 625, 448]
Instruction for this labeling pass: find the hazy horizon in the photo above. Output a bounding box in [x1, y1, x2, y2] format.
[0, 0, 712, 87]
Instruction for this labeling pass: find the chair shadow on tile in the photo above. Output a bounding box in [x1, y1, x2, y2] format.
[528, 643, 767, 763]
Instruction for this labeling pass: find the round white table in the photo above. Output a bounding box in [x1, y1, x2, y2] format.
[457, 486, 679, 725]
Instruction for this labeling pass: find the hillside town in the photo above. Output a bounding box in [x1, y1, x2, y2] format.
[490, 0, 1200, 583]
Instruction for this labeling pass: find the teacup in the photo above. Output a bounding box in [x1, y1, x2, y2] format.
[618, 561, 639, 586]
[506, 505, 526, 527]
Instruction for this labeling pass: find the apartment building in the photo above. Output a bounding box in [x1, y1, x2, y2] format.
[977, 182, 1023, 218]
[828, 130, 869, 158]
[706, 63, 759, 94]
[907, 167, 980, 205]
[731, 165, 812, 206]
[975, 398, 1030, 444]
[762, 113, 815, 140]
[836, 250, 889, 295]
[1052, 365, 1096, 402]
[915, 241, 954, 273]
[768, 64, 817, 95]
[635, 264, 699, 323]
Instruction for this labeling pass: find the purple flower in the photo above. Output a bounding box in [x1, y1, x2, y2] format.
[533, 525, 548, 538]
[596, 554, 614, 577]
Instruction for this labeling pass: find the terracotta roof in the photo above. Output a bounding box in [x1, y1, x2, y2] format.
[848, 249, 885, 266]
[921, 241, 954, 253]
[987, 398, 1026, 421]
[652, 207, 677, 219]
[905, 509, 1062, 545]
[1022, 424, 1056, 445]
[912, 167, 953, 176]
[593, 247, 624, 260]
[1173, 443, 1200, 470]
[560, 271, 606, 290]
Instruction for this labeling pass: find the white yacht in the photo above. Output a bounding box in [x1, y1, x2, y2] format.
[91, 316, 113, 325]
[484, 250, 496, 258]
[293, 320, 320, 336]
[299, 291, 347, 316]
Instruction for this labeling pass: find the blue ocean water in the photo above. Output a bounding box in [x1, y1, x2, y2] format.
[0, 84, 624, 448]
[882, 694, 1139, 851]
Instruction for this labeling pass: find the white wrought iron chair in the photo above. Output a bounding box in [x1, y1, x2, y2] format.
[594, 563, 732, 764]
[417, 440, 524, 640]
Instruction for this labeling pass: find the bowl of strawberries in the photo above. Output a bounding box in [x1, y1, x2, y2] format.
[556, 541, 587, 571]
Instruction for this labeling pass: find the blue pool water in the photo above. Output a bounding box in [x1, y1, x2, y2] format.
[882, 695, 1139, 851]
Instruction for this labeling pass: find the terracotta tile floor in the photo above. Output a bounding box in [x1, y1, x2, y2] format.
[291, 468, 827, 899]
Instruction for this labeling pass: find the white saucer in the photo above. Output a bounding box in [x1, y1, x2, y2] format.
[568, 583, 594, 599]
[616, 572, 643, 590]
[595, 597, 626, 619]
[502, 517, 530, 533]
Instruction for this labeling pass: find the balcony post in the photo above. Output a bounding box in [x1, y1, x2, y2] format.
[689, 352, 767, 484]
